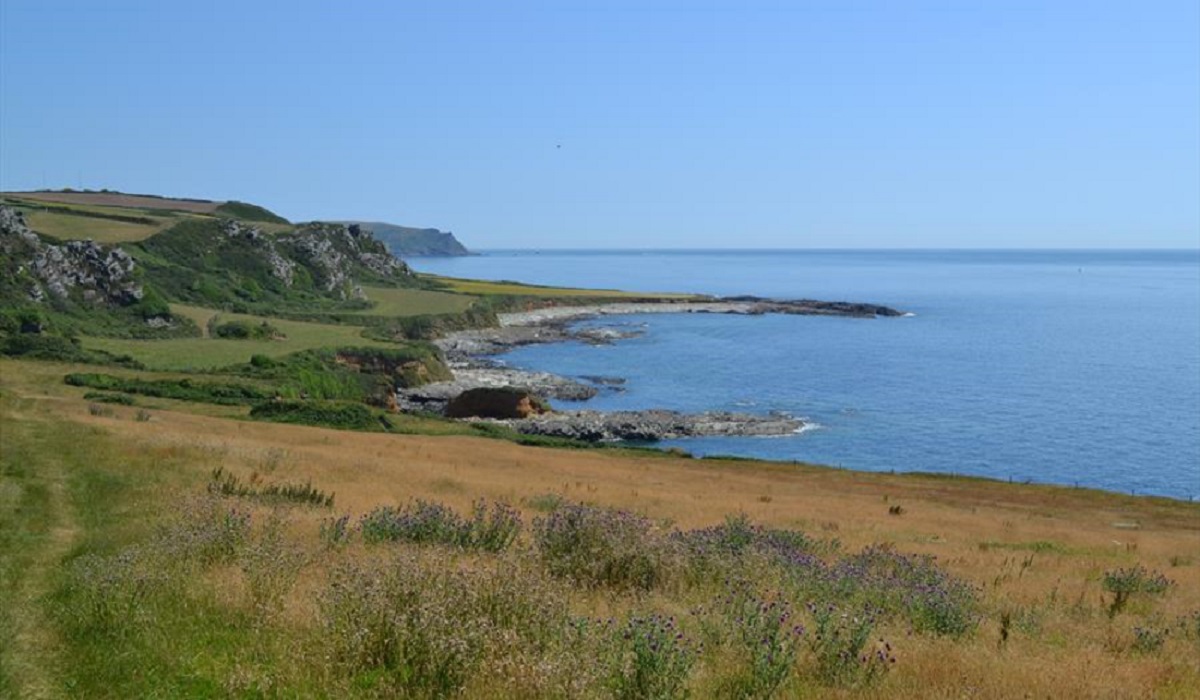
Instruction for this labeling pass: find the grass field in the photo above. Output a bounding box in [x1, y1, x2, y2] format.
[2, 190, 221, 213]
[20, 210, 168, 243]
[426, 274, 698, 299]
[85, 307, 395, 370]
[352, 285, 476, 316]
[1, 195, 186, 243]
[1, 357, 1197, 698]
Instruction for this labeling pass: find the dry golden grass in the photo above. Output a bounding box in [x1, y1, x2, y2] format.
[59, 404, 1200, 697]
[4, 357, 1198, 698]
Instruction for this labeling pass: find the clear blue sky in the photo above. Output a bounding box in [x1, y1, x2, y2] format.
[2, 1, 1197, 249]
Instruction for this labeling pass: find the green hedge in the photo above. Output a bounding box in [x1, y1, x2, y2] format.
[248, 400, 379, 430]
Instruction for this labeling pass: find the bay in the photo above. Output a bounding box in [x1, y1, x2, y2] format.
[410, 250, 1200, 499]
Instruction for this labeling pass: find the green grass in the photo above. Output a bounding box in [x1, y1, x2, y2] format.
[350, 286, 475, 317]
[83, 309, 395, 371]
[424, 274, 696, 299]
[1, 195, 184, 242]
[20, 211, 167, 243]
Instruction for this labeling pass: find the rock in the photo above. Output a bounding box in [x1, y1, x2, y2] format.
[280, 222, 410, 298]
[1, 204, 145, 307]
[499, 409, 803, 442]
[446, 387, 549, 419]
[395, 367, 597, 414]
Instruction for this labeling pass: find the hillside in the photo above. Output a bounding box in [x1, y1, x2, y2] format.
[1, 359, 1198, 699]
[339, 220, 470, 256]
[0, 201, 439, 358]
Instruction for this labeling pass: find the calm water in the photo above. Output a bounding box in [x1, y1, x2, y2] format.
[411, 250, 1200, 499]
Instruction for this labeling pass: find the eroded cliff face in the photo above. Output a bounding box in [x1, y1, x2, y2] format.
[0, 205, 144, 307]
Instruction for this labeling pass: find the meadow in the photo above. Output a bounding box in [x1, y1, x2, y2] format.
[426, 275, 698, 299]
[82, 307, 395, 371]
[1, 357, 1197, 699]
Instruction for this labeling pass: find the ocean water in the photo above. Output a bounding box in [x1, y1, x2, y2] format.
[410, 250, 1200, 499]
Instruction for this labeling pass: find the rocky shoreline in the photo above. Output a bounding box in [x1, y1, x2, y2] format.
[399, 297, 904, 442]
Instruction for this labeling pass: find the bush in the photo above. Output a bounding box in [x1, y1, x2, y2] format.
[248, 400, 379, 430]
[1103, 566, 1172, 617]
[208, 467, 334, 508]
[83, 392, 135, 405]
[210, 319, 281, 340]
[673, 513, 828, 580]
[358, 499, 521, 552]
[827, 544, 979, 636]
[319, 553, 568, 697]
[66, 373, 272, 405]
[599, 614, 696, 700]
[533, 502, 676, 590]
[706, 583, 804, 698]
[806, 603, 893, 687]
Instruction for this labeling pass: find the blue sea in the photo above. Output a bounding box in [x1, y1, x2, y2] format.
[409, 250, 1200, 500]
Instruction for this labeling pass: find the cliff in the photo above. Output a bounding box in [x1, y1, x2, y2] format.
[337, 221, 470, 257]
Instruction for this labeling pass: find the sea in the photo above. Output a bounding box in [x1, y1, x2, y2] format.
[408, 250, 1200, 500]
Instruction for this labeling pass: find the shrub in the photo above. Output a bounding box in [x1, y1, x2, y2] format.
[154, 495, 252, 567]
[238, 512, 307, 617]
[58, 546, 167, 640]
[806, 603, 894, 687]
[208, 467, 334, 508]
[534, 502, 676, 590]
[673, 513, 829, 580]
[66, 373, 273, 405]
[248, 400, 378, 430]
[1131, 624, 1169, 654]
[319, 553, 565, 697]
[707, 583, 804, 699]
[82, 392, 135, 405]
[319, 514, 352, 548]
[829, 544, 979, 636]
[211, 319, 281, 340]
[603, 614, 696, 700]
[358, 498, 521, 552]
[1103, 566, 1172, 617]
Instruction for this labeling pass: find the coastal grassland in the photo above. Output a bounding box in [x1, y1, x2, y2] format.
[0, 195, 186, 242]
[1, 190, 221, 213]
[425, 274, 698, 299]
[350, 285, 476, 316]
[82, 308, 396, 370]
[20, 211, 166, 243]
[1, 359, 1197, 698]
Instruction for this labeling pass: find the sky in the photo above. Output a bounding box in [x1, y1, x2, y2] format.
[1, 1, 1197, 249]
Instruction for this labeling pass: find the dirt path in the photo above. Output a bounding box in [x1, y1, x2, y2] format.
[0, 411, 80, 699]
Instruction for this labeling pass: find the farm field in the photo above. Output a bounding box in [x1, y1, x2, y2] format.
[84, 307, 393, 371]
[352, 285, 475, 316]
[2, 190, 221, 213]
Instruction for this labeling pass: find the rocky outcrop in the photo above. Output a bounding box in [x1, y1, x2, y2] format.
[1, 204, 144, 306]
[396, 366, 597, 413]
[279, 222, 411, 300]
[220, 219, 296, 285]
[445, 387, 549, 419]
[436, 322, 645, 362]
[495, 409, 803, 441]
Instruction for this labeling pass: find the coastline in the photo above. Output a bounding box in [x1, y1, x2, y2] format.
[399, 297, 905, 442]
